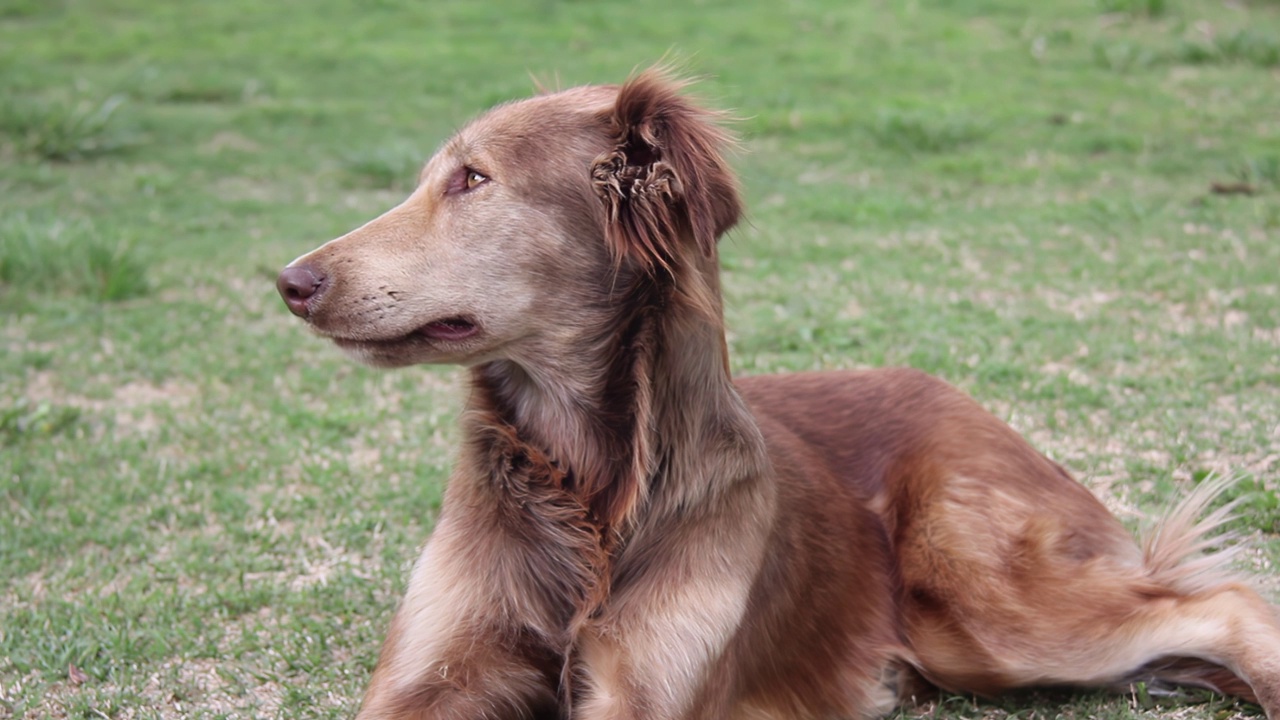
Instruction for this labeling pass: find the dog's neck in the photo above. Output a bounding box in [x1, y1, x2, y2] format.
[465, 260, 769, 532]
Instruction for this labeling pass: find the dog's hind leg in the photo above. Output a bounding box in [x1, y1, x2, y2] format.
[908, 573, 1280, 717]
[899, 471, 1280, 718]
[1105, 583, 1280, 716]
[995, 581, 1279, 717]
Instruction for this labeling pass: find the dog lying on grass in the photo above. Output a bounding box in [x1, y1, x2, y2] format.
[277, 69, 1280, 720]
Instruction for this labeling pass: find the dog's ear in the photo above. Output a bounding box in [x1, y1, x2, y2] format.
[592, 69, 742, 272]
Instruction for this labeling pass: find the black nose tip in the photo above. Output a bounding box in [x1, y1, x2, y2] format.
[276, 264, 327, 318]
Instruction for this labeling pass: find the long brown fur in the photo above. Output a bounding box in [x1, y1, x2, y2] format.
[277, 68, 1280, 720]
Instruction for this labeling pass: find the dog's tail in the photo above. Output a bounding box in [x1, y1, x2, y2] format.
[1126, 474, 1265, 702]
[1140, 473, 1247, 595]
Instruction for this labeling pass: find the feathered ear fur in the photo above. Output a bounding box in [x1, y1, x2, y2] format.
[591, 69, 742, 272]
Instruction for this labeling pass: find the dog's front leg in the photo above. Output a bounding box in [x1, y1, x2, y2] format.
[574, 532, 762, 720]
[355, 517, 559, 720]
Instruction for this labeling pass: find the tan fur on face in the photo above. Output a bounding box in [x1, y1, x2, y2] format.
[279, 69, 1280, 720]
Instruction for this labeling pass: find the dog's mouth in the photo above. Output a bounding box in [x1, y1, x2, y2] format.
[330, 316, 480, 349]
[414, 317, 479, 342]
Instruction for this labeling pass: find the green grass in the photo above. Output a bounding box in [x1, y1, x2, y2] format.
[0, 214, 151, 306]
[0, 91, 134, 162]
[1097, 0, 1170, 18]
[340, 141, 427, 191]
[868, 109, 990, 154]
[2, 0, 1279, 718]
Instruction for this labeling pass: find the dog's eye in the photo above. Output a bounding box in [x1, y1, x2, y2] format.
[445, 167, 490, 195]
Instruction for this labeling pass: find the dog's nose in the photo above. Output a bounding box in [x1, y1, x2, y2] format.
[276, 264, 327, 317]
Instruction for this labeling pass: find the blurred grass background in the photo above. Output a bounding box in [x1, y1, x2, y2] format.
[2, 0, 1278, 717]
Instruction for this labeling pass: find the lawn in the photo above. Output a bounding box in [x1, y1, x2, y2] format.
[2, 0, 1278, 718]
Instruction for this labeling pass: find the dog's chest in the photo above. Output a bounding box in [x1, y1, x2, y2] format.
[477, 427, 615, 629]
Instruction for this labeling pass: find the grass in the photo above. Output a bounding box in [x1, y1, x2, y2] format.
[1097, 0, 1169, 18]
[1230, 154, 1280, 189]
[0, 214, 151, 306]
[1, 0, 1278, 718]
[340, 141, 426, 191]
[868, 109, 989, 154]
[1177, 29, 1280, 68]
[0, 92, 134, 162]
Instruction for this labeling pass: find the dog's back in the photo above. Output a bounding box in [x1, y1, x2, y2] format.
[742, 367, 1277, 706]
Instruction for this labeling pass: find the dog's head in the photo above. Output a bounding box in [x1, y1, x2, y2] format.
[276, 69, 741, 368]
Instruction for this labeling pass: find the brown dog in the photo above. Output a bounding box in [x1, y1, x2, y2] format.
[277, 70, 1280, 720]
